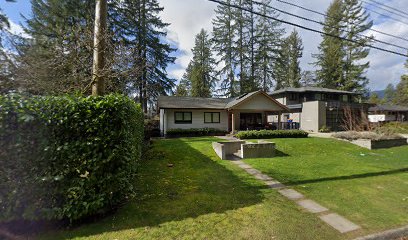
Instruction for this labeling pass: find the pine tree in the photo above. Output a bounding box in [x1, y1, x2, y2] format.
[286, 29, 303, 88]
[174, 83, 188, 96]
[0, 4, 16, 94]
[314, 0, 345, 89]
[394, 58, 408, 106]
[16, 0, 97, 94]
[300, 71, 317, 87]
[275, 29, 303, 89]
[190, 29, 216, 98]
[234, 0, 249, 94]
[383, 83, 395, 103]
[342, 0, 372, 93]
[254, 0, 283, 92]
[212, 0, 237, 97]
[368, 92, 381, 104]
[113, 0, 176, 112]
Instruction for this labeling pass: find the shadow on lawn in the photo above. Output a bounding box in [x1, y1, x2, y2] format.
[48, 138, 265, 239]
[287, 167, 408, 186]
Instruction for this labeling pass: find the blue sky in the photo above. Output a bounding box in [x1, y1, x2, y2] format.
[2, 0, 408, 91]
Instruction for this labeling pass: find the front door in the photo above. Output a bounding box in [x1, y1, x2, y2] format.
[240, 113, 263, 130]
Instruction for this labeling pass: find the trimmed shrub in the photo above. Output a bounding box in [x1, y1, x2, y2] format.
[166, 128, 228, 138]
[332, 131, 403, 141]
[235, 130, 309, 139]
[0, 94, 144, 222]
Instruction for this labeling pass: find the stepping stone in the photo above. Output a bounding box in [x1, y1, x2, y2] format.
[319, 213, 361, 233]
[245, 168, 262, 175]
[278, 189, 304, 200]
[297, 199, 328, 213]
[236, 163, 253, 169]
[265, 180, 286, 189]
[253, 173, 273, 181]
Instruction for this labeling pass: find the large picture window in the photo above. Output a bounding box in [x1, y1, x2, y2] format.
[204, 112, 221, 123]
[174, 112, 192, 124]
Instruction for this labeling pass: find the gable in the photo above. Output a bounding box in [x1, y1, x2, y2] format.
[230, 93, 287, 111]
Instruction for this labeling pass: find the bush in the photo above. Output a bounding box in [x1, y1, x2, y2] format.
[235, 130, 309, 139]
[376, 122, 408, 134]
[319, 125, 331, 133]
[332, 131, 403, 141]
[0, 94, 144, 222]
[166, 128, 228, 137]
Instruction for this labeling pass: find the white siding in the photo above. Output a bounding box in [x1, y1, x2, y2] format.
[164, 109, 229, 133]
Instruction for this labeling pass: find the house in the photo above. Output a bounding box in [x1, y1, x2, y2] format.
[368, 105, 408, 123]
[269, 87, 369, 132]
[158, 91, 289, 135]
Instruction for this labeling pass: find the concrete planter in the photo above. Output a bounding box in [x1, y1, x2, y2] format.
[351, 138, 407, 150]
[212, 140, 276, 159]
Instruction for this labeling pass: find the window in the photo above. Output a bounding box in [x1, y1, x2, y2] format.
[204, 112, 221, 123]
[289, 93, 298, 101]
[342, 95, 349, 102]
[174, 112, 192, 124]
[315, 93, 323, 101]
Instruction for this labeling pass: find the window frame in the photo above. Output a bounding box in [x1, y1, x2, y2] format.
[174, 111, 192, 124]
[204, 112, 221, 124]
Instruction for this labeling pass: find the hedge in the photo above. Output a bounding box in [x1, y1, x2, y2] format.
[166, 128, 228, 138]
[235, 130, 309, 139]
[0, 94, 144, 222]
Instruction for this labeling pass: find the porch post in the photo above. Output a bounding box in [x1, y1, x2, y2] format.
[277, 111, 281, 130]
[231, 112, 235, 133]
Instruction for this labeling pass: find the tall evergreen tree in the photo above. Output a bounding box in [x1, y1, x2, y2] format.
[368, 92, 381, 104]
[300, 71, 317, 87]
[212, 0, 237, 97]
[342, 0, 372, 93]
[285, 29, 303, 88]
[245, 0, 257, 92]
[16, 0, 97, 94]
[113, 0, 176, 112]
[394, 58, 408, 106]
[254, 0, 283, 92]
[275, 29, 303, 89]
[234, 0, 250, 94]
[314, 0, 345, 89]
[0, 3, 16, 93]
[383, 83, 395, 103]
[190, 29, 216, 98]
[174, 82, 188, 96]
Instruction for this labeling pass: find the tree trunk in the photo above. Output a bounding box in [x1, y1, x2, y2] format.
[92, 0, 107, 96]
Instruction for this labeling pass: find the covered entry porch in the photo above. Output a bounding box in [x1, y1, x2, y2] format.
[229, 111, 284, 132]
[226, 91, 290, 133]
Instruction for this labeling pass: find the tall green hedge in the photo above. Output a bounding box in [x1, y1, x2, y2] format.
[0, 94, 144, 222]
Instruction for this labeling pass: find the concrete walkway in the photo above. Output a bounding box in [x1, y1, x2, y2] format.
[231, 160, 361, 234]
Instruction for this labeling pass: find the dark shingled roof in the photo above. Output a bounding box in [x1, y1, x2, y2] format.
[158, 90, 289, 110]
[158, 96, 231, 109]
[269, 87, 360, 95]
[369, 104, 408, 112]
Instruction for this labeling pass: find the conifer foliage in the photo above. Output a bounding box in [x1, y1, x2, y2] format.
[314, 0, 372, 93]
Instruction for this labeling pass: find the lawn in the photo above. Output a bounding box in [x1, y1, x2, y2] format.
[39, 137, 344, 240]
[245, 137, 408, 234]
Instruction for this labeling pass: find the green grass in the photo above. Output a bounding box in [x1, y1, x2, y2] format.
[39, 137, 344, 240]
[245, 137, 408, 234]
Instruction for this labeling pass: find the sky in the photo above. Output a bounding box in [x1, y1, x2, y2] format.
[2, 0, 408, 91]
